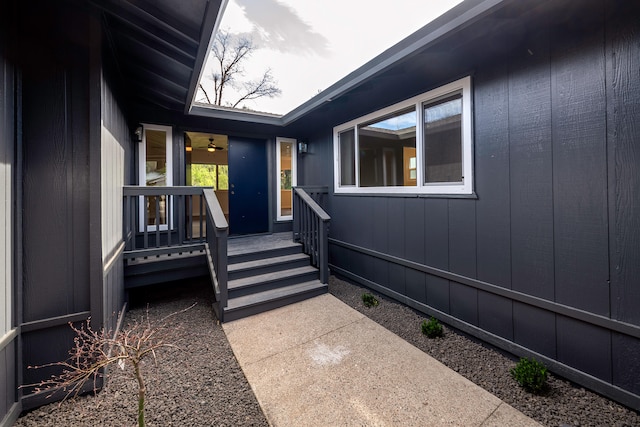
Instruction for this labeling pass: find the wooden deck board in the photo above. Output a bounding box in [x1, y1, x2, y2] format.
[228, 232, 297, 256]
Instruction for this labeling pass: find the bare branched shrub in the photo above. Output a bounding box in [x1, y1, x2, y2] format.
[26, 303, 195, 427]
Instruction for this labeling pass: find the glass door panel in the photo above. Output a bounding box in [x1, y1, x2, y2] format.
[277, 138, 296, 220]
[139, 124, 172, 231]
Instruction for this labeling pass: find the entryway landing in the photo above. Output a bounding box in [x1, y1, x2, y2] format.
[228, 232, 298, 256]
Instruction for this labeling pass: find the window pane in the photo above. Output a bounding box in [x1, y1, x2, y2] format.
[358, 108, 416, 187]
[424, 95, 462, 183]
[191, 164, 217, 188]
[339, 129, 355, 186]
[145, 129, 167, 186]
[217, 165, 229, 190]
[145, 129, 167, 226]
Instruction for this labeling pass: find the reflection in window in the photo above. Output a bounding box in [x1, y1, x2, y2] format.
[145, 129, 168, 226]
[339, 129, 355, 186]
[334, 76, 472, 195]
[424, 95, 462, 183]
[358, 108, 416, 187]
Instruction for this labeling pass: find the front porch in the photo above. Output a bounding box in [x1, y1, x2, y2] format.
[122, 186, 330, 322]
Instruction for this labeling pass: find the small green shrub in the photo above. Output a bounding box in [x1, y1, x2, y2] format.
[361, 293, 379, 308]
[421, 317, 444, 338]
[510, 357, 548, 393]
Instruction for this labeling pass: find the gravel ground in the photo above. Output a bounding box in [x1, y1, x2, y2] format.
[15, 279, 268, 427]
[15, 275, 640, 426]
[329, 275, 640, 427]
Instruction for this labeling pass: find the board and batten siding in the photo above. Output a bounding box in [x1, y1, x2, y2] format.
[16, 5, 103, 409]
[0, 47, 13, 345]
[326, 3, 640, 410]
[100, 70, 129, 331]
[0, 46, 19, 426]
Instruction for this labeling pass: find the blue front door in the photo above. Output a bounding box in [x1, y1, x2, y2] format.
[228, 137, 269, 235]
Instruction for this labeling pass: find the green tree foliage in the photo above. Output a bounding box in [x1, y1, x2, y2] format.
[218, 165, 229, 190]
[190, 164, 229, 190]
[191, 164, 216, 188]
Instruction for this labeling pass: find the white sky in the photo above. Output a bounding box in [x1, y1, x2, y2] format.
[198, 0, 463, 115]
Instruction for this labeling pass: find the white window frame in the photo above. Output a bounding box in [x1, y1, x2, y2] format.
[276, 137, 297, 221]
[333, 76, 473, 195]
[138, 123, 173, 231]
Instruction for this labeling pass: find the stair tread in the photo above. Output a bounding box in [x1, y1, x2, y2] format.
[225, 280, 326, 311]
[228, 238, 301, 257]
[228, 253, 309, 272]
[228, 265, 318, 289]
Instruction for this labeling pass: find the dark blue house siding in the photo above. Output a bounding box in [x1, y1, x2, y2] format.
[316, 1, 640, 409]
[12, 2, 129, 410]
[19, 13, 95, 408]
[606, 3, 640, 328]
[100, 48, 133, 334]
[0, 41, 19, 426]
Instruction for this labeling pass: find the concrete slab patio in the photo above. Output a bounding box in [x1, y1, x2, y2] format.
[222, 294, 541, 426]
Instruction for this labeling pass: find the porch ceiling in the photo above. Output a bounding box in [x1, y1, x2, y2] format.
[93, 0, 225, 114]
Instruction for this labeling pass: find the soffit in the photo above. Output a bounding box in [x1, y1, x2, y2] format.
[94, 0, 224, 113]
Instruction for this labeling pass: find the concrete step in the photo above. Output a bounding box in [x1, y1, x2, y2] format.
[228, 265, 319, 298]
[223, 280, 327, 322]
[228, 253, 311, 280]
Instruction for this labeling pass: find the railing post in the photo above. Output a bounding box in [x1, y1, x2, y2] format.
[202, 188, 229, 320]
[293, 189, 300, 242]
[216, 230, 228, 309]
[292, 187, 331, 284]
[319, 219, 329, 284]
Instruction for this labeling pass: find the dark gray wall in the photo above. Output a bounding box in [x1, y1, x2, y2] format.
[316, 1, 640, 409]
[13, 1, 107, 410]
[100, 52, 133, 332]
[0, 32, 20, 426]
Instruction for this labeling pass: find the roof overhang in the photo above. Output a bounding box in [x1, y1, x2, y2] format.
[95, 0, 227, 114]
[98, 0, 598, 131]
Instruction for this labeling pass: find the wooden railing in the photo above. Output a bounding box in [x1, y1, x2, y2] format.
[203, 188, 229, 318]
[122, 186, 229, 315]
[296, 185, 328, 208]
[292, 187, 331, 284]
[123, 186, 210, 257]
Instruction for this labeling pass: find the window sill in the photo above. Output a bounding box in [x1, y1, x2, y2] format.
[332, 191, 478, 199]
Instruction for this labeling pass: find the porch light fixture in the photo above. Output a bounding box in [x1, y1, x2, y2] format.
[208, 137, 224, 152]
[133, 125, 143, 143]
[298, 141, 308, 154]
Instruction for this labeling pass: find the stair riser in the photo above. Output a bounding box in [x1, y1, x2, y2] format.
[125, 254, 207, 276]
[228, 258, 310, 281]
[229, 245, 301, 264]
[223, 286, 327, 322]
[125, 255, 208, 289]
[229, 271, 319, 298]
[125, 266, 208, 288]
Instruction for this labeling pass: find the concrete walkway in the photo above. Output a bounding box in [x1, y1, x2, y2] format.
[222, 294, 541, 426]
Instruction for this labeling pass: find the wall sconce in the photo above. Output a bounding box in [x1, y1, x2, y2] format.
[133, 125, 143, 143]
[298, 141, 308, 154]
[185, 146, 192, 152]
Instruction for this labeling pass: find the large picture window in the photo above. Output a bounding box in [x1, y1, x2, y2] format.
[334, 76, 473, 195]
